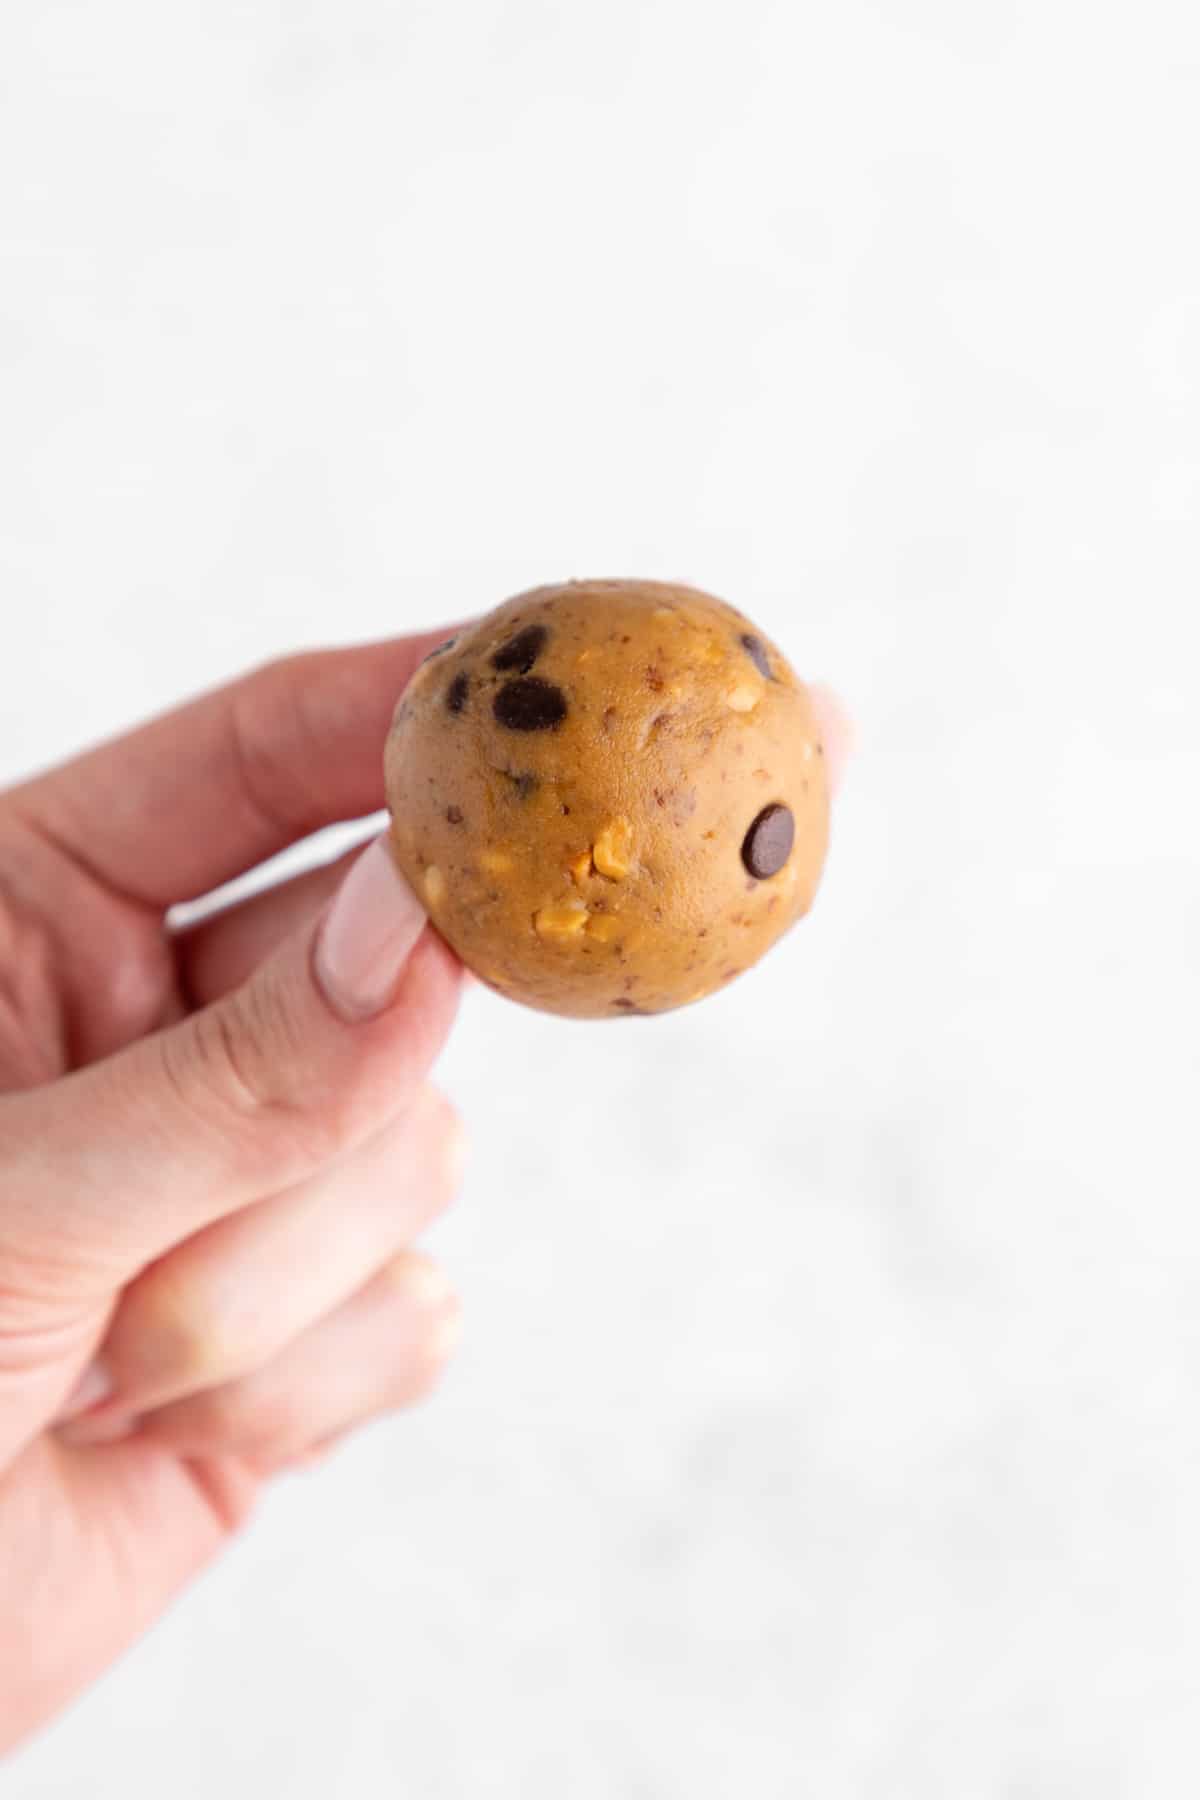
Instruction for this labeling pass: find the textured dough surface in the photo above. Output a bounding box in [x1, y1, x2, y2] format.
[385, 580, 830, 1018]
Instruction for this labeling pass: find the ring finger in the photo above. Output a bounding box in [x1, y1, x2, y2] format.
[58, 1084, 464, 1441]
[130, 1250, 462, 1473]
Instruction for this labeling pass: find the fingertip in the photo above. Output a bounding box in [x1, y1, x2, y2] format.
[382, 1250, 456, 1309]
[808, 682, 855, 795]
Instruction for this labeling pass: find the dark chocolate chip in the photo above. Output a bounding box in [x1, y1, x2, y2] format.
[742, 804, 795, 879]
[446, 805, 464, 825]
[740, 633, 773, 681]
[612, 997, 647, 1014]
[422, 634, 460, 665]
[446, 672, 470, 714]
[492, 624, 548, 674]
[494, 677, 567, 732]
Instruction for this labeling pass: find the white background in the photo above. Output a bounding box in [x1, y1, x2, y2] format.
[3, 1, 1199, 1793]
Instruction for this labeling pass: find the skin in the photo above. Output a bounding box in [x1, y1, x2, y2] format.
[386, 581, 832, 1018]
[0, 612, 849, 1756]
[0, 630, 469, 1754]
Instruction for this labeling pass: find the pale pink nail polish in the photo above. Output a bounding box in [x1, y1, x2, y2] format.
[314, 836, 429, 1021]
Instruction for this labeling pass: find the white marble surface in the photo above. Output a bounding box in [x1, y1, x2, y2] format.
[4, 1, 1199, 1792]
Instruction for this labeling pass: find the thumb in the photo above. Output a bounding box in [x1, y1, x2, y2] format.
[4, 838, 460, 1284]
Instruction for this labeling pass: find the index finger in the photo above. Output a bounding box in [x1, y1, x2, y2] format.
[9, 627, 462, 908]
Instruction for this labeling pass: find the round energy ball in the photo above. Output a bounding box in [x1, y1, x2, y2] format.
[384, 579, 830, 1018]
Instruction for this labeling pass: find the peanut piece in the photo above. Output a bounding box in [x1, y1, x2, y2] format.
[593, 817, 634, 880]
[424, 866, 447, 907]
[479, 849, 514, 875]
[569, 849, 594, 885]
[534, 898, 589, 939]
[727, 681, 761, 713]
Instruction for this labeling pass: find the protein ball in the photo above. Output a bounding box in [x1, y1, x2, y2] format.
[384, 579, 831, 1019]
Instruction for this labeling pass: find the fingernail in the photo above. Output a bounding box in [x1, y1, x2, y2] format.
[314, 836, 428, 1021]
[57, 1410, 139, 1449]
[59, 1359, 113, 1421]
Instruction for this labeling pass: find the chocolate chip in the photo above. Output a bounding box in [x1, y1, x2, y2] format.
[494, 677, 567, 732]
[742, 803, 795, 879]
[422, 634, 460, 665]
[446, 805, 464, 825]
[611, 997, 647, 1014]
[446, 672, 470, 714]
[492, 624, 548, 674]
[740, 633, 773, 681]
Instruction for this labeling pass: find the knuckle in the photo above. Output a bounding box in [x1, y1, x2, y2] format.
[118, 1269, 243, 1391]
[380, 1247, 446, 1306]
[157, 999, 265, 1132]
[162, 979, 346, 1173]
[422, 1293, 463, 1370]
[415, 1088, 468, 1210]
[378, 1252, 462, 1395]
[404, 1309, 460, 1403]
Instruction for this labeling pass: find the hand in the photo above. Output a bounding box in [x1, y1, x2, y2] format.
[0, 631, 466, 1753]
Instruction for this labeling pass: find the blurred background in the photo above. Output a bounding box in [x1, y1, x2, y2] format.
[3, 1, 1199, 1793]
